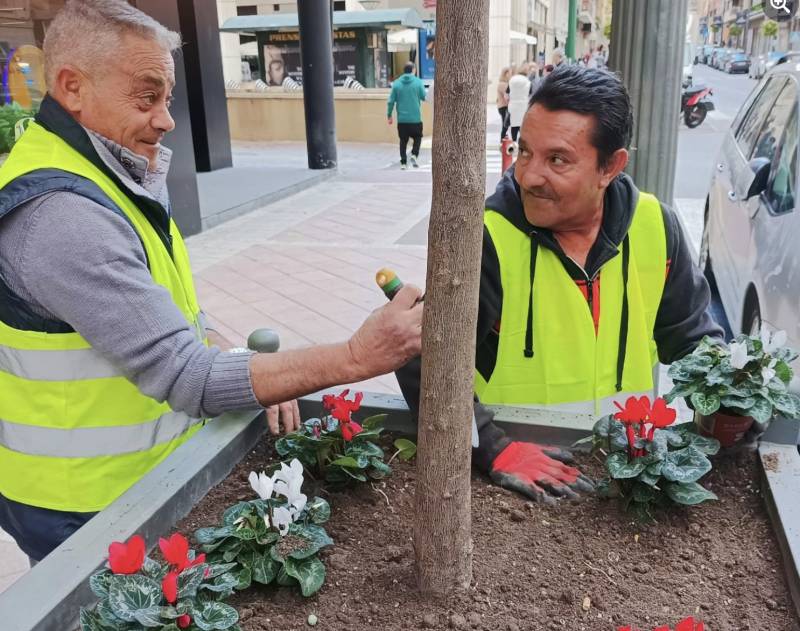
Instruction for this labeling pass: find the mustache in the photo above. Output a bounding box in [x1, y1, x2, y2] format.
[521, 185, 559, 201]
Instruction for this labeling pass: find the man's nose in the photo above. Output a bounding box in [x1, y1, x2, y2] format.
[517, 159, 547, 189]
[152, 103, 175, 134]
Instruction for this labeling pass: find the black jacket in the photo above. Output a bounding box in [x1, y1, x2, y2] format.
[396, 168, 723, 471]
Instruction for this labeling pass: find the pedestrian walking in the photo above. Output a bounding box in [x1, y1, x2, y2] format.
[387, 61, 427, 169]
[496, 66, 511, 144]
[507, 66, 531, 142]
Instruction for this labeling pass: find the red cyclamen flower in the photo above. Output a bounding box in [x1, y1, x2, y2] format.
[162, 570, 179, 604]
[108, 535, 146, 575]
[323, 390, 364, 424]
[647, 396, 678, 440]
[340, 420, 363, 442]
[177, 614, 192, 629]
[159, 533, 204, 571]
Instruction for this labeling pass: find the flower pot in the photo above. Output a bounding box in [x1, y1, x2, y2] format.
[696, 409, 755, 447]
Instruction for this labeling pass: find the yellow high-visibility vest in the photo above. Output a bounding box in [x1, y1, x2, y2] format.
[475, 192, 666, 419]
[0, 122, 207, 512]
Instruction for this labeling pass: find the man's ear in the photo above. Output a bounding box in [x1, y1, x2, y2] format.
[599, 148, 629, 188]
[52, 65, 87, 115]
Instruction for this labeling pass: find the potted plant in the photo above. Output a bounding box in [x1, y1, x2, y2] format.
[665, 329, 800, 447]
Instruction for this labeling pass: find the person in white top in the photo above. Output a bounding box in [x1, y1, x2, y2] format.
[507, 66, 532, 141]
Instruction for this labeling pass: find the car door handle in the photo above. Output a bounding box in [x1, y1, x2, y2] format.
[717, 163, 725, 172]
[728, 190, 737, 201]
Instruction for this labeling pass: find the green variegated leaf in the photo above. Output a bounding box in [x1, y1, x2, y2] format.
[222, 502, 253, 527]
[686, 432, 721, 455]
[206, 562, 238, 579]
[341, 468, 367, 482]
[591, 415, 612, 437]
[276, 565, 296, 586]
[665, 481, 718, 505]
[393, 438, 418, 461]
[232, 566, 252, 590]
[605, 452, 646, 479]
[368, 457, 391, 479]
[200, 571, 239, 595]
[691, 392, 721, 415]
[305, 497, 331, 524]
[361, 414, 387, 430]
[79, 608, 111, 631]
[177, 564, 206, 600]
[662, 446, 712, 483]
[89, 569, 113, 598]
[133, 606, 163, 627]
[222, 543, 243, 563]
[283, 556, 326, 597]
[704, 365, 732, 386]
[330, 456, 361, 468]
[767, 377, 789, 393]
[141, 557, 163, 580]
[192, 600, 239, 631]
[350, 440, 385, 458]
[665, 381, 699, 402]
[607, 418, 630, 453]
[771, 393, 800, 419]
[195, 526, 234, 545]
[647, 430, 669, 457]
[107, 574, 162, 623]
[97, 599, 125, 626]
[646, 460, 664, 476]
[749, 397, 774, 423]
[251, 552, 279, 585]
[638, 470, 661, 487]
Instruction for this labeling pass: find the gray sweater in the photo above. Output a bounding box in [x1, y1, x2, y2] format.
[0, 130, 259, 418]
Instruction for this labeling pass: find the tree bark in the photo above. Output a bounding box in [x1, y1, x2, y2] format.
[413, 0, 489, 595]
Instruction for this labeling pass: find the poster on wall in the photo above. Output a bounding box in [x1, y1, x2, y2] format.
[418, 21, 436, 81]
[264, 30, 358, 87]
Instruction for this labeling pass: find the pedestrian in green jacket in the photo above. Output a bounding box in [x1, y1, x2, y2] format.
[387, 62, 427, 169]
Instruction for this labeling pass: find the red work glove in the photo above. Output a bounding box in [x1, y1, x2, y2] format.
[490, 441, 594, 504]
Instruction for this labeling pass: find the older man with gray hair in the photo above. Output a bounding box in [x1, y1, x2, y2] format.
[0, 0, 422, 563]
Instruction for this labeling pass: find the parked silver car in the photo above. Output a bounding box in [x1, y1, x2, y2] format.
[700, 64, 799, 346]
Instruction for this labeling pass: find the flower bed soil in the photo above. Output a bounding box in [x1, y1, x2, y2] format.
[176, 437, 799, 631]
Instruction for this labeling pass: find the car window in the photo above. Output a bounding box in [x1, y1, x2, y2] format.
[751, 81, 796, 162]
[737, 77, 788, 157]
[765, 107, 798, 214]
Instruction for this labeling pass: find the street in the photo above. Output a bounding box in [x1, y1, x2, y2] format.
[673, 62, 758, 255]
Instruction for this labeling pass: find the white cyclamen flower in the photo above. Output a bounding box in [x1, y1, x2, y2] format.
[272, 506, 293, 536]
[273, 459, 307, 515]
[729, 341, 753, 369]
[263, 514, 270, 530]
[762, 358, 778, 384]
[760, 325, 788, 355]
[248, 470, 274, 501]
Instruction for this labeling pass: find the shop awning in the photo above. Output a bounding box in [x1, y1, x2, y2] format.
[221, 8, 425, 33]
[509, 30, 537, 46]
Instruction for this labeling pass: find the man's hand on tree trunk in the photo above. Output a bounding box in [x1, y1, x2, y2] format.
[490, 441, 595, 504]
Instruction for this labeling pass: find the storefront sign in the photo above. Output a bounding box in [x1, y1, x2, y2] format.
[264, 30, 359, 87]
[418, 21, 436, 81]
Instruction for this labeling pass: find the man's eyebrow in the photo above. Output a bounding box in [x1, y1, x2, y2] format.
[133, 75, 175, 90]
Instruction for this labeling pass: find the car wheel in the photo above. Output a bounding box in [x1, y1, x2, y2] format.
[744, 299, 762, 337]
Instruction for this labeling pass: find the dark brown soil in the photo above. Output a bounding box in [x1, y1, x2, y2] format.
[176, 438, 800, 631]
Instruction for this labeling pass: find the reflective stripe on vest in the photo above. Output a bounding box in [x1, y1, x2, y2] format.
[475, 192, 667, 424]
[0, 122, 207, 512]
[0, 321, 206, 381]
[0, 411, 203, 458]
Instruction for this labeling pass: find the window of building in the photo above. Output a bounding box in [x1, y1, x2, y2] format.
[1, 0, 66, 160]
[333, 1, 346, 10]
[273, 3, 280, 11]
[237, 5, 257, 15]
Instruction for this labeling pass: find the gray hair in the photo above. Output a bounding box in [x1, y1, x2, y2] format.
[44, 0, 181, 90]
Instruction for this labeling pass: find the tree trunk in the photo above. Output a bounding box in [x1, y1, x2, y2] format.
[413, 0, 489, 595]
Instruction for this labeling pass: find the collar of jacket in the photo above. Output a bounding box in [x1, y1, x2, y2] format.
[485, 165, 642, 279]
[34, 95, 174, 256]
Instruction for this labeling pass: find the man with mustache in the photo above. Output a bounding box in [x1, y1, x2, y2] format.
[0, 0, 422, 563]
[397, 65, 722, 502]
